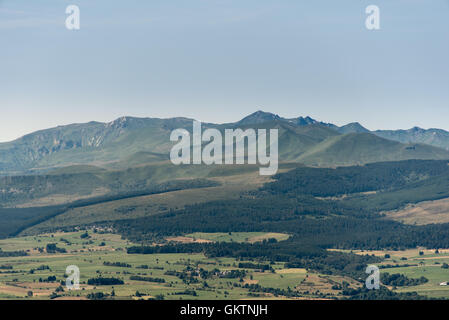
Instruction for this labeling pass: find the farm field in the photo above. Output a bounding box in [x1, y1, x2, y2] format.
[183, 232, 291, 244]
[331, 248, 449, 298]
[0, 230, 349, 300]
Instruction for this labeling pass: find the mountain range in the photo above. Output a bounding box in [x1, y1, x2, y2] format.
[1, 110, 449, 174]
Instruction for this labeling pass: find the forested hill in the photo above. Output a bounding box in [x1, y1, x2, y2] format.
[115, 160, 449, 250]
[261, 160, 449, 197]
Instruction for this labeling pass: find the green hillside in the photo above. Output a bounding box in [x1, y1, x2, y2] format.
[296, 133, 449, 166]
[374, 127, 449, 150]
[0, 162, 219, 207]
[0, 117, 193, 174]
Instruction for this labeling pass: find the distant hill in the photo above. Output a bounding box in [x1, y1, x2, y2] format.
[373, 127, 449, 150]
[295, 133, 449, 166]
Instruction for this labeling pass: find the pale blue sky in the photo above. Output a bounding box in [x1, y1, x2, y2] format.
[1, 0, 449, 142]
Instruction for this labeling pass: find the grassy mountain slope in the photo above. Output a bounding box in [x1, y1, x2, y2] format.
[374, 127, 449, 150]
[1, 159, 294, 208]
[0, 117, 193, 174]
[296, 133, 449, 166]
[21, 168, 272, 235]
[0, 162, 218, 207]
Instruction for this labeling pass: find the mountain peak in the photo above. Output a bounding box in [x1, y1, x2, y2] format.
[409, 126, 424, 132]
[294, 116, 318, 126]
[338, 122, 370, 134]
[239, 112, 327, 128]
[238, 111, 282, 125]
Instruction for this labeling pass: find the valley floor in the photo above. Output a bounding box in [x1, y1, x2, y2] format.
[1, 230, 449, 300]
[0, 230, 359, 300]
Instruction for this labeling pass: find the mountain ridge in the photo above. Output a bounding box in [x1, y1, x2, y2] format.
[1, 110, 449, 174]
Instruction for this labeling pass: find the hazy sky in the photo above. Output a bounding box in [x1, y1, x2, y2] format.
[1, 0, 449, 142]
